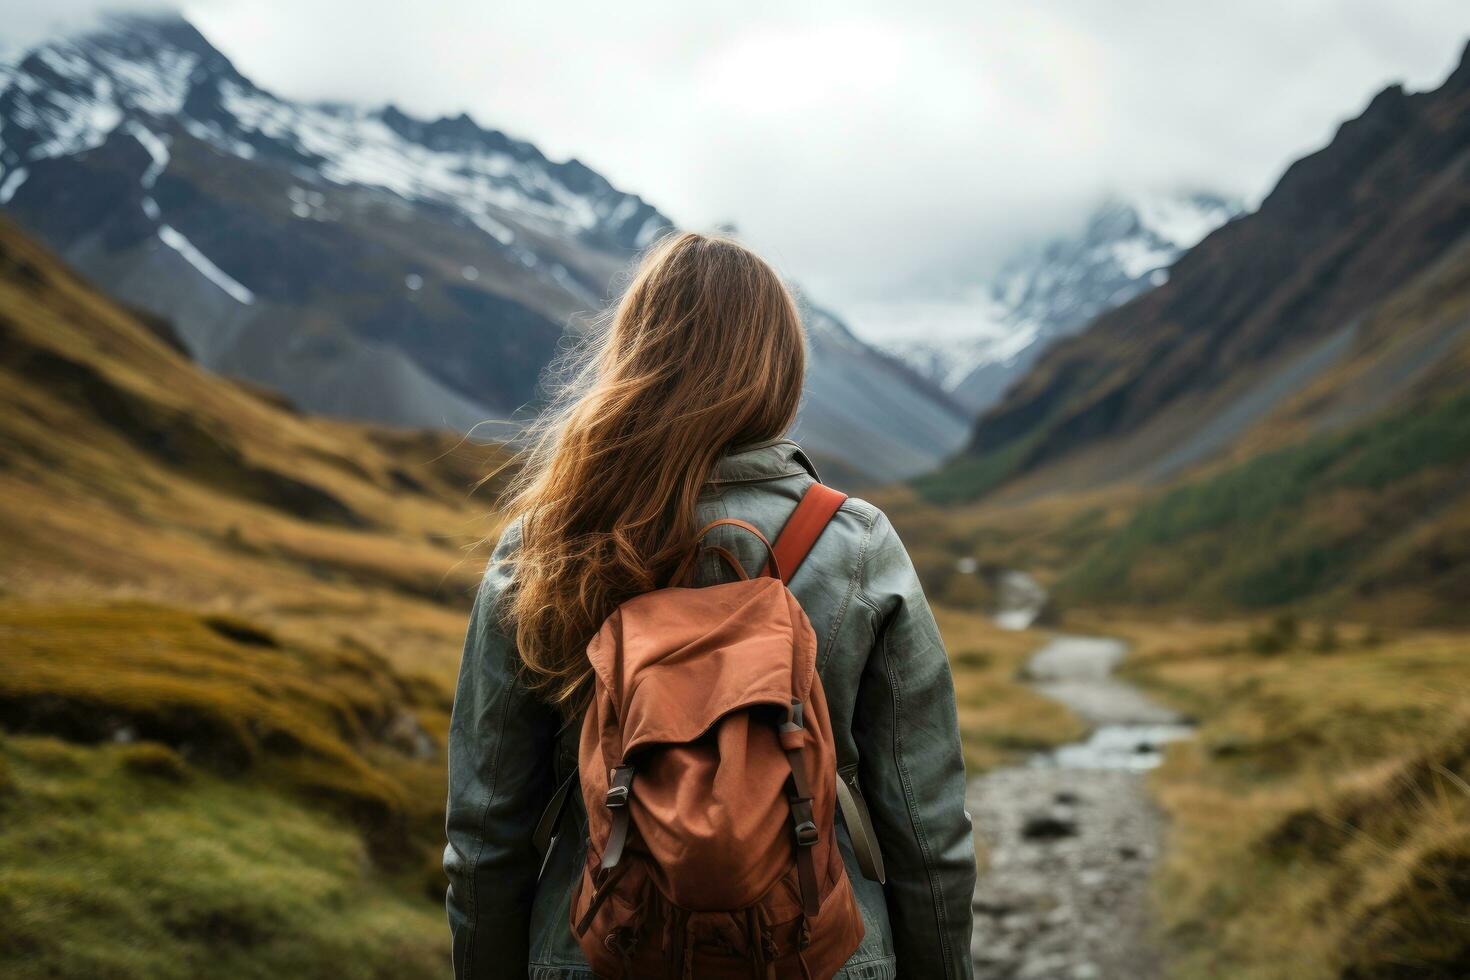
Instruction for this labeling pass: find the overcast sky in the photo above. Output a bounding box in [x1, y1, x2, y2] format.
[6, 1, 1469, 342]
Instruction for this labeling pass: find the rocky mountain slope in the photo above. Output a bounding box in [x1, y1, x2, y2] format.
[888, 192, 1241, 413]
[937, 41, 1470, 502]
[0, 210, 520, 974]
[796, 303, 972, 480]
[0, 13, 966, 482]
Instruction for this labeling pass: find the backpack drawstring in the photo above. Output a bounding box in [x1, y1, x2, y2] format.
[667, 908, 691, 980]
[605, 926, 638, 975]
[758, 906, 780, 980]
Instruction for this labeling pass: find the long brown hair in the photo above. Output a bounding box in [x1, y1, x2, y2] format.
[499, 231, 806, 708]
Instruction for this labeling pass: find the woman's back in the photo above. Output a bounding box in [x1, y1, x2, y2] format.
[443, 232, 974, 979]
[447, 440, 976, 979]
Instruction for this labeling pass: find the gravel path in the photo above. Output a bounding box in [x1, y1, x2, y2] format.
[969, 634, 1190, 979]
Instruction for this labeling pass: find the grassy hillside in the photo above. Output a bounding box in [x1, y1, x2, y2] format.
[0, 213, 509, 670]
[1091, 619, 1470, 980]
[1060, 388, 1470, 622]
[0, 215, 512, 976]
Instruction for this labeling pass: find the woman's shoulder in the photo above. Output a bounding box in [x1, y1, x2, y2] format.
[489, 516, 525, 560]
[831, 492, 885, 532]
[813, 492, 918, 607]
[807, 487, 899, 555]
[473, 516, 524, 614]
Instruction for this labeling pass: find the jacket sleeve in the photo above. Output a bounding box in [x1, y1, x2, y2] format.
[444, 524, 560, 979]
[853, 511, 977, 979]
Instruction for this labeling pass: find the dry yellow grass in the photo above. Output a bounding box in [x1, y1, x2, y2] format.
[1091, 618, 1470, 979]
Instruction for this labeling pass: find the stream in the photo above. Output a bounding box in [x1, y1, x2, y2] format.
[968, 573, 1194, 980]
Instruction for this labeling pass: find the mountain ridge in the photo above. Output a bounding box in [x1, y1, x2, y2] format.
[0, 12, 967, 483]
[939, 40, 1470, 499]
[884, 190, 1242, 414]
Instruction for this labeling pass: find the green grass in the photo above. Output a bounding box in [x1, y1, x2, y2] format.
[0, 600, 457, 977]
[0, 601, 450, 861]
[911, 433, 1040, 505]
[0, 734, 448, 980]
[1060, 390, 1470, 615]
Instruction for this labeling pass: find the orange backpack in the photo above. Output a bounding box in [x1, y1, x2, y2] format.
[543, 484, 873, 979]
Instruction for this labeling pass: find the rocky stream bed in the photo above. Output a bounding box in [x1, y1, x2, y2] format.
[969, 579, 1194, 979]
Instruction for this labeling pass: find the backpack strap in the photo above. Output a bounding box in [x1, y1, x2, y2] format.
[574, 763, 637, 937]
[768, 483, 890, 884]
[836, 775, 887, 884]
[672, 518, 782, 586]
[778, 700, 822, 921]
[764, 483, 848, 583]
[533, 767, 578, 873]
[597, 765, 637, 875]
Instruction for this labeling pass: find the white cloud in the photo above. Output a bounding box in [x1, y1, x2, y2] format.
[0, 0, 174, 54]
[5, 0, 1467, 342]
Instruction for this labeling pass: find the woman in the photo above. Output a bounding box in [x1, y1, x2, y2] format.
[445, 232, 976, 979]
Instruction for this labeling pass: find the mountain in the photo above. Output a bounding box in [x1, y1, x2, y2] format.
[796, 304, 972, 480]
[930, 42, 1470, 503]
[886, 191, 1242, 414]
[0, 13, 966, 483]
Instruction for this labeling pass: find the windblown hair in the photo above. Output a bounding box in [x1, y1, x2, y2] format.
[498, 232, 807, 709]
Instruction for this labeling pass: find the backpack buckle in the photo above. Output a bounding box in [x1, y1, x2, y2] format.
[780, 699, 805, 736]
[605, 765, 635, 809]
[794, 820, 819, 847]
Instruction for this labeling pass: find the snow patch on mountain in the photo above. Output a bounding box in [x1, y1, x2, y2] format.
[0, 166, 27, 203]
[0, 14, 672, 260]
[125, 119, 168, 187]
[880, 191, 1244, 410]
[158, 223, 255, 304]
[0, 12, 968, 482]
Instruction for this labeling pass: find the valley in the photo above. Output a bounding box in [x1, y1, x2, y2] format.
[0, 11, 1466, 980]
[942, 592, 1469, 979]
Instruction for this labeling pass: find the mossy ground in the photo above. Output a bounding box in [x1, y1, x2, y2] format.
[0, 218, 503, 975]
[0, 601, 458, 977]
[0, 734, 447, 980]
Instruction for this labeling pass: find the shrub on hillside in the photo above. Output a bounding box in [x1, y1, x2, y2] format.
[1247, 614, 1300, 655]
[119, 742, 191, 783]
[1059, 391, 1470, 621]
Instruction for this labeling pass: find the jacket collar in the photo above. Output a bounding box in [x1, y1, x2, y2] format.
[710, 437, 820, 485]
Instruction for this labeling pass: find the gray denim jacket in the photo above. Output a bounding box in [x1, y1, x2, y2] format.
[445, 439, 976, 979]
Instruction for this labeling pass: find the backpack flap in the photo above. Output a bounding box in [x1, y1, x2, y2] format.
[588, 576, 817, 759]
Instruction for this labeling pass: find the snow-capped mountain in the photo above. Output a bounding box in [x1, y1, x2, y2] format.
[0, 14, 967, 482]
[888, 192, 1243, 413]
